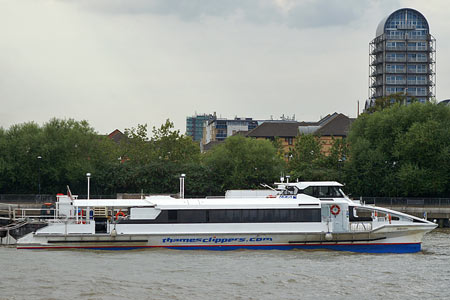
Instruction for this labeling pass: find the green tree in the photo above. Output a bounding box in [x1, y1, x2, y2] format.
[0, 119, 119, 194]
[150, 119, 200, 163]
[322, 137, 349, 180]
[270, 137, 286, 160]
[288, 134, 347, 181]
[96, 119, 201, 195]
[0, 122, 43, 193]
[40, 118, 119, 194]
[344, 102, 450, 197]
[367, 92, 417, 113]
[203, 135, 284, 193]
[122, 119, 200, 165]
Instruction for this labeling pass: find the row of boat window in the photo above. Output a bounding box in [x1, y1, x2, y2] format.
[282, 186, 344, 198]
[121, 209, 321, 224]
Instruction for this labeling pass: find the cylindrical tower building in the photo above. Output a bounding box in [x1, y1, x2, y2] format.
[367, 8, 436, 109]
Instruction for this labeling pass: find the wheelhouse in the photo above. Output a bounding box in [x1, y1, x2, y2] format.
[280, 182, 348, 199]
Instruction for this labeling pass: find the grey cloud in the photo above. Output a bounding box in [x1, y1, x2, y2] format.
[66, 0, 400, 28]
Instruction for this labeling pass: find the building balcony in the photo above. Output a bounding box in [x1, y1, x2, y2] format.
[371, 47, 384, 54]
[371, 70, 384, 77]
[386, 80, 406, 85]
[386, 91, 404, 96]
[396, 24, 416, 30]
[370, 58, 384, 65]
[408, 35, 428, 40]
[371, 81, 384, 87]
[386, 46, 407, 51]
[407, 57, 428, 63]
[406, 91, 428, 96]
[371, 92, 385, 98]
[407, 80, 428, 85]
[385, 69, 406, 74]
[407, 46, 428, 51]
[407, 69, 429, 74]
[386, 57, 406, 62]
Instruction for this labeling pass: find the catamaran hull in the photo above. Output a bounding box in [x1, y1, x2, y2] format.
[16, 227, 432, 253]
[17, 242, 422, 253]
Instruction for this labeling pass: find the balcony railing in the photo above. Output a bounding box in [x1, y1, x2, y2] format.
[407, 46, 428, 51]
[407, 91, 428, 96]
[405, 35, 428, 40]
[407, 69, 428, 74]
[386, 57, 406, 62]
[407, 80, 427, 85]
[371, 70, 384, 76]
[407, 57, 427, 62]
[386, 91, 405, 96]
[370, 81, 384, 87]
[386, 69, 406, 74]
[371, 58, 383, 65]
[386, 80, 406, 85]
[396, 24, 416, 30]
[386, 46, 406, 51]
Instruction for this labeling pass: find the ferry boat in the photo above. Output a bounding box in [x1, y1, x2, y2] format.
[16, 182, 437, 253]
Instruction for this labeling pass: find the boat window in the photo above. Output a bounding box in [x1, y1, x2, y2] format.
[209, 209, 321, 223]
[282, 186, 299, 195]
[119, 208, 321, 224]
[168, 210, 178, 222]
[178, 210, 207, 223]
[349, 207, 372, 222]
[301, 186, 344, 198]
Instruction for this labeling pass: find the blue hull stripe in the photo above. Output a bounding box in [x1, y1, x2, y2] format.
[18, 243, 421, 253]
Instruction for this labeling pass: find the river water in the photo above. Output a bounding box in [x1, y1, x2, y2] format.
[1, 229, 449, 300]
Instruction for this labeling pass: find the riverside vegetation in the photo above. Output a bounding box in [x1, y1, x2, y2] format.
[0, 102, 448, 198]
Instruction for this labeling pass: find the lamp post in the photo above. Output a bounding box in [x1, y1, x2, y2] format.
[180, 174, 186, 199]
[37, 156, 42, 202]
[86, 173, 91, 222]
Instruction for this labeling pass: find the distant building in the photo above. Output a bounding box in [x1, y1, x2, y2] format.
[246, 121, 300, 155]
[108, 129, 126, 144]
[186, 113, 216, 142]
[245, 113, 354, 158]
[367, 8, 436, 110]
[107, 129, 128, 163]
[298, 113, 354, 155]
[202, 117, 259, 146]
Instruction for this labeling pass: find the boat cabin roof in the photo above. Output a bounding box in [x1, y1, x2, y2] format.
[73, 199, 156, 208]
[279, 181, 343, 190]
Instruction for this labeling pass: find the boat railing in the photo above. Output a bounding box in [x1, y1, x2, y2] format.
[349, 222, 372, 232]
[18, 208, 57, 220]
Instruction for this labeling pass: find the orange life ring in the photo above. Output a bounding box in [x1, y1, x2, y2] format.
[115, 211, 126, 220]
[266, 195, 276, 198]
[330, 205, 341, 216]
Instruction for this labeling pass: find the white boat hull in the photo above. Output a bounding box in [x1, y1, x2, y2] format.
[17, 223, 434, 253]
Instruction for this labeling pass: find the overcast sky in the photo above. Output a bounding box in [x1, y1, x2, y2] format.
[1, 0, 449, 134]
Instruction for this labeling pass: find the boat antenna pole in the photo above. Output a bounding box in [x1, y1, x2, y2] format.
[66, 185, 73, 200]
[260, 183, 277, 191]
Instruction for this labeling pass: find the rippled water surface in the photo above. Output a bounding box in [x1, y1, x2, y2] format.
[1, 229, 450, 300]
